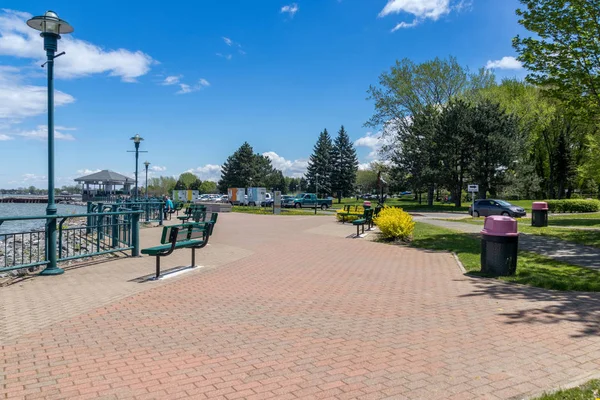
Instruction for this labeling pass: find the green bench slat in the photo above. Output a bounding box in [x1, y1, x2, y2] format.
[141, 239, 203, 255]
[352, 219, 366, 225]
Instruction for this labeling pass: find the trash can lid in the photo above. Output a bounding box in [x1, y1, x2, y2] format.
[363, 201, 371, 207]
[481, 215, 519, 237]
[532, 201, 548, 210]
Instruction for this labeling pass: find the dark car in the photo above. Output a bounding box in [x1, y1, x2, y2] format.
[281, 195, 295, 208]
[469, 199, 526, 218]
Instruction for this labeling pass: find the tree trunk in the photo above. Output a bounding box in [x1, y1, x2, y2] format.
[337, 191, 342, 204]
[427, 184, 434, 206]
[418, 192, 422, 205]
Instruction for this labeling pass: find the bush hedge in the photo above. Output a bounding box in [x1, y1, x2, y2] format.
[374, 207, 415, 241]
[546, 199, 600, 213]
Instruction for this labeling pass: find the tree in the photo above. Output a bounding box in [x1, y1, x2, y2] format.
[217, 142, 278, 192]
[189, 178, 202, 191]
[178, 172, 199, 189]
[513, 0, 600, 112]
[469, 100, 519, 198]
[436, 99, 476, 207]
[174, 179, 186, 190]
[355, 169, 379, 195]
[199, 180, 217, 194]
[305, 129, 333, 197]
[218, 142, 256, 192]
[330, 126, 359, 202]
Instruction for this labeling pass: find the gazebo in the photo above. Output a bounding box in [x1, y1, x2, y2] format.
[74, 170, 133, 201]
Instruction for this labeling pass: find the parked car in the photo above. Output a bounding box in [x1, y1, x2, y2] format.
[281, 195, 295, 208]
[261, 197, 274, 207]
[469, 199, 526, 218]
[293, 193, 333, 210]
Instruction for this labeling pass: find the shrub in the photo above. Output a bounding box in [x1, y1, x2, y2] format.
[335, 209, 363, 222]
[545, 199, 600, 213]
[374, 207, 415, 241]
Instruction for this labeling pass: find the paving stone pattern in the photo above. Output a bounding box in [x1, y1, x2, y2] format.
[1, 214, 600, 399]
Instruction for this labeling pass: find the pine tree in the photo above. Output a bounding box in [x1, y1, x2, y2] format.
[217, 142, 256, 192]
[330, 126, 359, 203]
[305, 129, 333, 197]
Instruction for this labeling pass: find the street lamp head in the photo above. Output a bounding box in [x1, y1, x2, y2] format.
[27, 10, 74, 35]
[130, 134, 144, 144]
[144, 161, 150, 168]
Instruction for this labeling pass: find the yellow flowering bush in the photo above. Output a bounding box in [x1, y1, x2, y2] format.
[335, 206, 365, 222]
[374, 207, 415, 241]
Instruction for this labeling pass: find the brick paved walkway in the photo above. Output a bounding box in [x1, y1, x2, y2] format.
[2, 213, 600, 399]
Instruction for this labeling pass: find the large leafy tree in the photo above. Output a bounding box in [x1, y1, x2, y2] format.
[513, 0, 600, 111]
[469, 100, 519, 198]
[330, 126, 359, 202]
[305, 129, 333, 197]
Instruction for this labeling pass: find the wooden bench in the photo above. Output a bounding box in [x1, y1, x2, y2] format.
[141, 215, 217, 279]
[352, 209, 374, 237]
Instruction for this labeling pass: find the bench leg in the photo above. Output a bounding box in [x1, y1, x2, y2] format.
[155, 256, 161, 279]
[191, 247, 196, 267]
[362, 224, 365, 234]
[356, 225, 359, 237]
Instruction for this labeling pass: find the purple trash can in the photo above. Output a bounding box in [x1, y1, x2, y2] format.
[480, 216, 519, 276]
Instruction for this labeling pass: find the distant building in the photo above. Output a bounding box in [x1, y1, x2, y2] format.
[74, 170, 132, 201]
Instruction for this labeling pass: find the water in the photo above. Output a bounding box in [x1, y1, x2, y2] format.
[0, 203, 87, 235]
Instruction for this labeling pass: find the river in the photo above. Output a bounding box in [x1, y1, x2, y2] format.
[0, 203, 87, 234]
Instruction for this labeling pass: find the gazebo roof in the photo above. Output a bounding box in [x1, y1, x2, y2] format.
[74, 170, 131, 183]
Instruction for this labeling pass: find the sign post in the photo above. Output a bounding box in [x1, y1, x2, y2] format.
[273, 191, 281, 215]
[468, 184, 479, 218]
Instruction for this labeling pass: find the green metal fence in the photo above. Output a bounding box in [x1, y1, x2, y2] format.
[0, 209, 141, 274]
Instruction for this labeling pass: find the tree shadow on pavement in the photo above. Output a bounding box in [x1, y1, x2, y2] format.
[461, 277, 600, 338]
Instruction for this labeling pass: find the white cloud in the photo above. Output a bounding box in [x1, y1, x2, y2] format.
[379, 0, 450, 19]
[22, 173, 46, 182]
[262, 151, 308, 178]
[150, 165, 167, 172]
[0, 133, 12, 140]
[222, 37, 233, 46]
[0, 66, 75, 120]
[281, 3, 299, 17]
[187, 164, 222, 182]
[216, 53, 233, 60]
[16, 125, 76, 141]
[391, 19, 420, 31]
[0, 9, 154, 82]
[176, 78, 210, 95]
[354, 131, 385, 159]
[76, 169, 101, 175]
[485, 56, 523, 70]
[379, 0, 469, 31]
[162, 75, 182, 85]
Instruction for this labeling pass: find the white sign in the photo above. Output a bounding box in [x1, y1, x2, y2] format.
[467, 184, 479, 193]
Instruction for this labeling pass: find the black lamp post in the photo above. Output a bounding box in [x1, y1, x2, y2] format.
[144, 161, 150, 199]
[26, 10, 73, 276]
[129, 134, 145, 200]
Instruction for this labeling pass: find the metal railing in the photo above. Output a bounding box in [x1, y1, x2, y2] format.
[0, 209, 141, 274]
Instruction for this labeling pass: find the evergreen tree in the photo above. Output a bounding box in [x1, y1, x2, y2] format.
[189, 178, 202, 191]
[218, 142, 256, 192]
[330, 126, 359, 203]
[305, 129, 333, 197]
[174, 179, 186, 190]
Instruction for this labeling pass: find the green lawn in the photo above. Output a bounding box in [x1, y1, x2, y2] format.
[331, 197, 469, 212]
[446, 216, 600, 248]
[410, 222, 600, 292]
[532, 379, 600, 400]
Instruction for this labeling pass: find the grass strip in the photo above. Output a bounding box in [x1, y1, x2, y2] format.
[411, 222, 600, 292]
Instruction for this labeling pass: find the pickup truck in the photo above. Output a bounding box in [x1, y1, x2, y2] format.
[293, 193, 333, 210]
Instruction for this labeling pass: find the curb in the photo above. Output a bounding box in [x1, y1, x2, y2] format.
[452, 252, 466, 273]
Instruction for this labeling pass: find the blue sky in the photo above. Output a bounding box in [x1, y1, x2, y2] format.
[0, 0, 527, 189]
